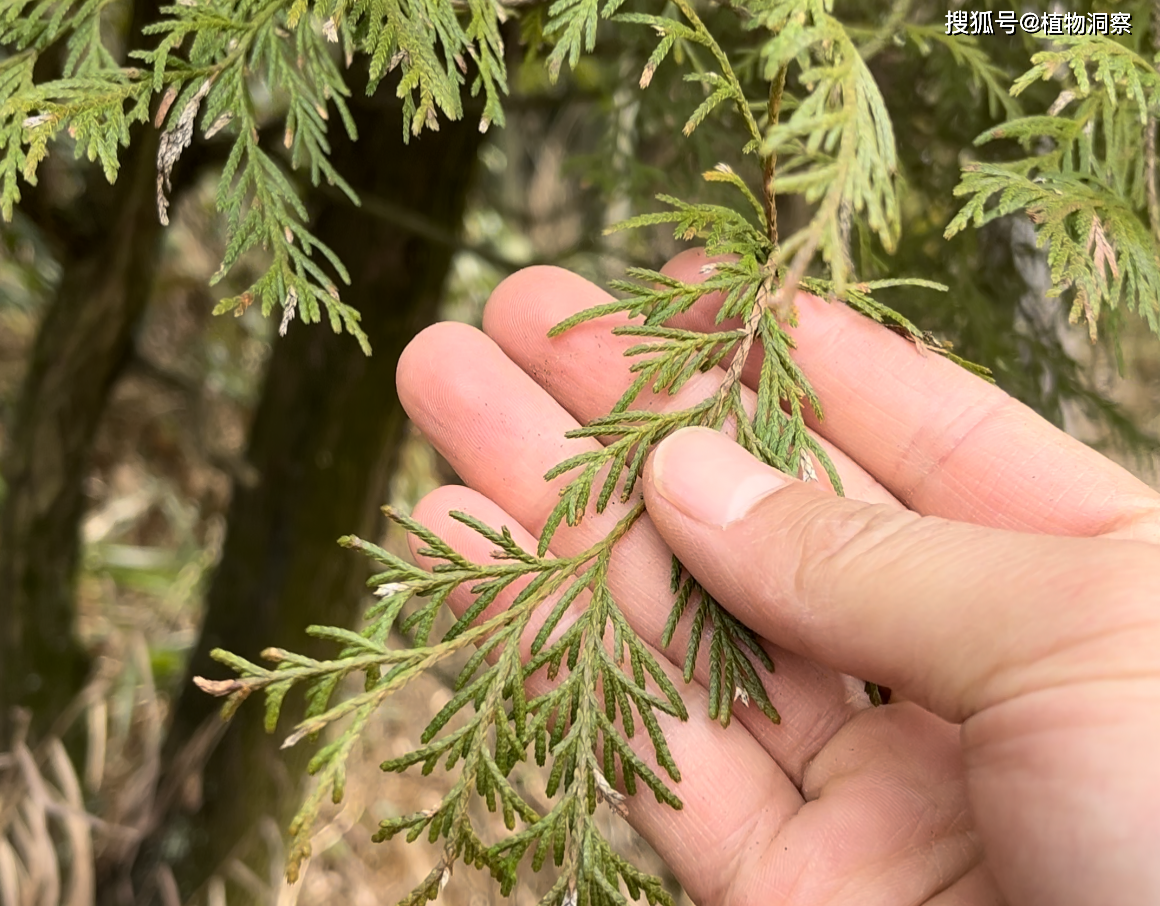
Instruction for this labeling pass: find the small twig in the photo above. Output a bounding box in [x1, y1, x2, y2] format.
[712, 165, 831, 421]
[708, 263, 774, 424]
[762, 65, 788, 249]
[838, 198, 854, 276]
[712, 63, 790, 421]
[714, 244, 812, 410]
[725, 283, 766, 386]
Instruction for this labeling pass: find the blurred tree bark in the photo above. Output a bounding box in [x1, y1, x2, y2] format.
[0, 0, 164, 746]
[123, 79, 481, 905]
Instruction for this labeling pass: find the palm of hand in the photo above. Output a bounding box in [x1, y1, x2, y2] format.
[395, 250, 1160, 906]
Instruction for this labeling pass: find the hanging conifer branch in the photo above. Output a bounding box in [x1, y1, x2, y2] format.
[762, 63, 788, 250]
[947, 30, 1160, 340]
[189, 2, 988, 901]
[204, 4, 971, 896]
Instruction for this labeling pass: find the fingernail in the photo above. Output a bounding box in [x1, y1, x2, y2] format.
[652, 427, 788, 528]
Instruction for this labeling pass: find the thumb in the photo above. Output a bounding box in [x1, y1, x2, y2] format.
[642, 427, 1155, 723]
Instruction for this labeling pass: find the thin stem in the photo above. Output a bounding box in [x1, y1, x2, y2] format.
[706, 285, 767, 426]
[762, 65, 787, 249]
[575, 500, 645, 561]
[711, 60, 789, 423]
[710, 66, 786, 423]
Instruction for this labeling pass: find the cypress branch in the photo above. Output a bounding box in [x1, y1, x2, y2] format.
[6, 1, 1157, 903]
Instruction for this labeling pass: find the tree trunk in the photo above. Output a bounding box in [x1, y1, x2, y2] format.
[126, 86, 481, 905]
[0, 124, 164, 748]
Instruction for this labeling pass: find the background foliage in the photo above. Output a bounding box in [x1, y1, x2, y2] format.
[1, 1, 1159, 905]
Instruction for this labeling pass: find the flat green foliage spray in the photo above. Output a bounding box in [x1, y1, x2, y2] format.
[4, 0, 1159, 902]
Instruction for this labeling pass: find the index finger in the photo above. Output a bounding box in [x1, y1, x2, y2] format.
[662, 248, 1160, 539]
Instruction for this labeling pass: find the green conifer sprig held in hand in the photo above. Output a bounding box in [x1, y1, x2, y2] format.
[194, 175, 946, 906]
[190, 2, 977, 897]
[184, 3, 986, 903]
[44, 0, 1140, 902]
[1, 0, 1158, 898]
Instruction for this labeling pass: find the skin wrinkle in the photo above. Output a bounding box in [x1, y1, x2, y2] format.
[917, 402, 1108, 535]
[791, 501, 918, 629]
[851, 830, 975, 906]
[798, 339, 1153, 535]
[899, 832, 983, 906]
[979, 445, 1064, 528]
[969, 546, 1160, 707]
[893, 391, 1011, 512]
[710, 768, 801, 905]
[959, 686, 1160, 903]
[793, 709, 975, 906]
[751, 698, 973, 906]
[718, 809, 785, 906]
[925, 862, 1006, 906]
[709, 494, 922, 677]
[963, 680, 1160, 803]
[732, 478, 1156, 721]
[670, 476, 1096, 723]
[984, 622, 1160, 707]
[758, 802, 971, 906]
[794, 507, 1037, 705]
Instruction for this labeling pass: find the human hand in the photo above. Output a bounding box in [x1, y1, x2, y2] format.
[395, 249, 1160, 906]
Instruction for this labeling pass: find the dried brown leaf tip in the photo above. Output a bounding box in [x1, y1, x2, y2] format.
[279, 286, 298, 337]
[156, 77, 214, 226]
[153, 85, 178, 129]
[595, 768, 628, 818]
[193, 676, 245, 696]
